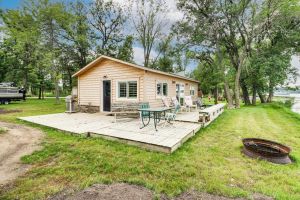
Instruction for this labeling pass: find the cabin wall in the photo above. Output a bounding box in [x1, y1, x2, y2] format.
[78, 59, 144, 111]
[144, 71, 199, 108]
[77, 59, 199, 112]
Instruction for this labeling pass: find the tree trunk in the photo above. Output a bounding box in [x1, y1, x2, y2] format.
[241, 79, 251, 105]
[224, 79, 234, 108]
[267, 86, 274, 103]
[38, 80, 43, 100]
[252, 84, 257, 105]
[68, 70, 73, 92]
[233, 50, 247, 109]
[24, 70, 28, 91]
[213, 87, 218, 105]
[234, 64, 242, 108]
[258, 90, 266, 103]
[215, 42, 233, 108]
[42, 86, 44, 99]
[27, 85, 32, 96]
[55, 81, 60, 103]
[54, 73, 60, 104]
[38, 86, 42, 100]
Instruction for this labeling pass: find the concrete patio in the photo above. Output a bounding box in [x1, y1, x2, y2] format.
[19, 104, 225, 153]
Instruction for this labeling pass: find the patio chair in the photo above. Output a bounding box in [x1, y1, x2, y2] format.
[196, 97, 213, 109]
[139, 102, 151, 118]
[184, 96, 197, 112]
[195, 98, 206, 110]
[171, 97, 186, 112]
[164, 104, 180, 127]
[161, 96, 172, 108]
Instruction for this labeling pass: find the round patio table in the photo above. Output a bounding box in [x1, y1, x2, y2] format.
[138, 107, 172, 131]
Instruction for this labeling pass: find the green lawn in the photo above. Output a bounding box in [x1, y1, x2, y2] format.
[1, 99, 300, 200]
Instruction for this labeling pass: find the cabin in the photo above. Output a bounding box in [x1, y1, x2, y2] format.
[72, 55, 199, 113]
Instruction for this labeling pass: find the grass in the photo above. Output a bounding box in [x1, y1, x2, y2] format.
[0, 127, 7, 134]
[0, 99, 300, 199]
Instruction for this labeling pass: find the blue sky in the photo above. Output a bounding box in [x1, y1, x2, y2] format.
[0, 0, 21, 9]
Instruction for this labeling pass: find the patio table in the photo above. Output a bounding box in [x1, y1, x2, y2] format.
[138, 107, 172, 131]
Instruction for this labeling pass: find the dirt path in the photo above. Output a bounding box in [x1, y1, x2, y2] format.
[0, 121, 44, 186]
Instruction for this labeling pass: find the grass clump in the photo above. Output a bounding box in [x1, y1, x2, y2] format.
[0, 127, 7, 134]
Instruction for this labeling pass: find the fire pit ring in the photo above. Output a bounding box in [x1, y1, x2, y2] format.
[242, 138, 292, 164]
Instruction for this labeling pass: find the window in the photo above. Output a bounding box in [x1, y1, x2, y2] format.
[118, 82, 127, 98]
[157, 82, 168, 97]
[128, 81, 137, 98]
[118, 81, 137, 99]
[163, 83, 168, 96]
[157, 83, 162, 96]
[190, 86, 195, 95]
[180, 84, 185, 96]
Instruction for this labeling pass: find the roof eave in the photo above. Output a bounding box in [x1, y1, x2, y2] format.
[72, 55, 199, 83]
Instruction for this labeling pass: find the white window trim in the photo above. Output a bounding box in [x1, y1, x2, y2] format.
[115, 78, 139, 101]
[156, 80, 169, 99]
[176, 82, 185, 105]
[190, 85, 195, 96]
[179, 83, 185, 97]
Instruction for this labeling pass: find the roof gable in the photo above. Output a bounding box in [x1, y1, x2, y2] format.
[72, 55, 199, 83]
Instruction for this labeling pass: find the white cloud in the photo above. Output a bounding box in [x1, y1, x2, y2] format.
[164, 0, 184, 22]
[108, 0, 183, 24]
[133, 45, 158, 66]
[133, 46, 144, 65]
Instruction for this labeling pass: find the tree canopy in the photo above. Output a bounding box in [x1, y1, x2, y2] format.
[0, 0, 299, 105]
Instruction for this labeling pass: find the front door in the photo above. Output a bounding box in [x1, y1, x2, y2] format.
[103, 80, 111, 112]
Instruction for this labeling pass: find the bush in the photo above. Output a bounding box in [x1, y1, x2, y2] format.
[284, 99, 293, 107]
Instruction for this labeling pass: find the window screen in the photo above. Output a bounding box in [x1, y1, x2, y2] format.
[118, 82, 127, 98]
[157, 83, 161, 95]
[128, 81, 137, 98]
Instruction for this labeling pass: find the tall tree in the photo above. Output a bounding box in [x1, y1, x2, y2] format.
[63, 0, 91, 68]
[177, 0, 253, 108]
[153, 35, 174, 72]
[37, 0, 69, 103]
[117, 35, 134, 62]
[59, 0, 92, 91]
[1, 7, 40, 91]
[133, 0, 168, 68]
[89, 0, 127, 57]
[177, 0, 300, 107]
[193, 53, 222, 104]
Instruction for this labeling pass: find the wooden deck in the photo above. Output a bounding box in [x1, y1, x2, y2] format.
[19, 104, 225, 153]
[19, 113, 201, 153]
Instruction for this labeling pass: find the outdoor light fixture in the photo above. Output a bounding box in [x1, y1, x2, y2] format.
[172, 81, 176, 84]
[103, 75, 108, 79]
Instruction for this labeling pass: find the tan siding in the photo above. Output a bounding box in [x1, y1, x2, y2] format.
[144, 72, 199, 107]
[78, 60, 144, 108]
